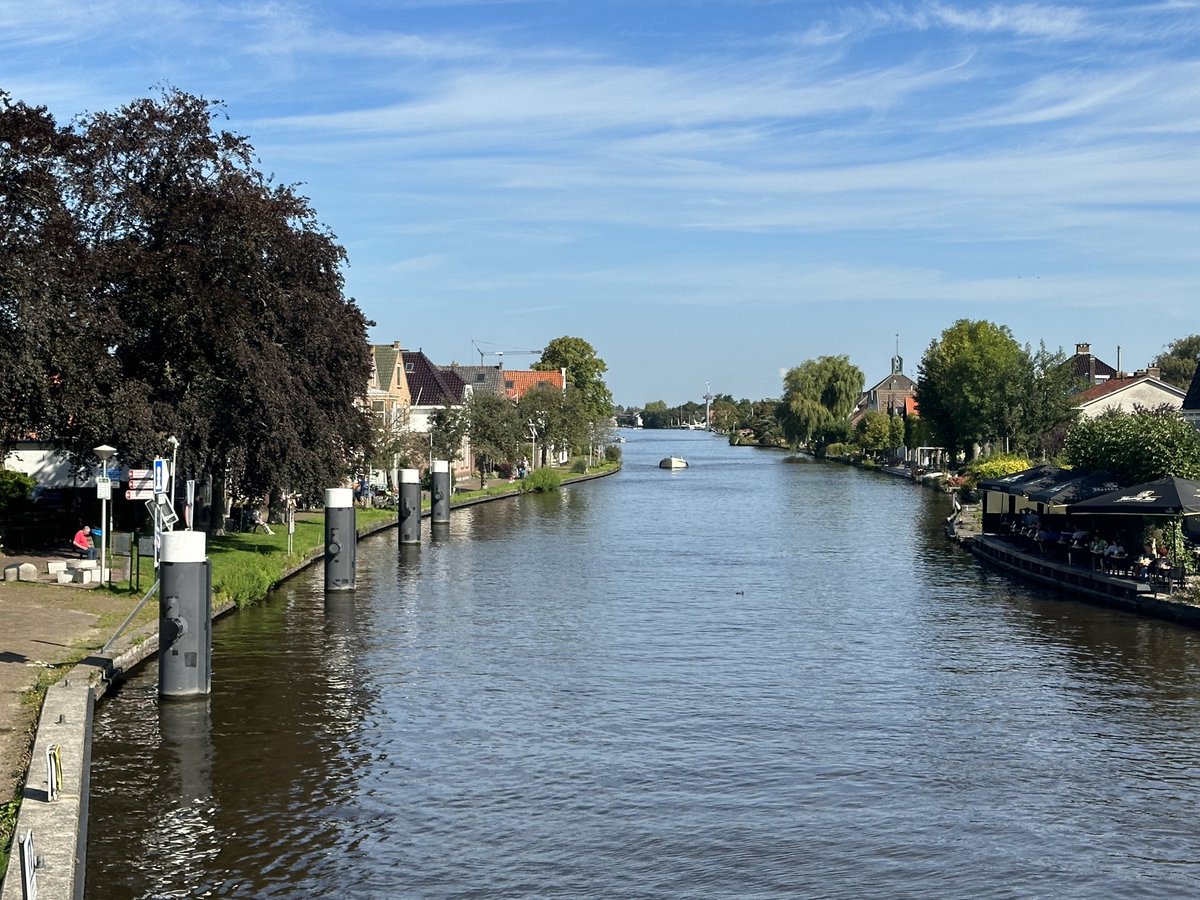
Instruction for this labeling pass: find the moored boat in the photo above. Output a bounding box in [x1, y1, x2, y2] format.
[659, 457, 688, 470]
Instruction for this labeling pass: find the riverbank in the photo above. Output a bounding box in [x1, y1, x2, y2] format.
[0, 463, 617, 898]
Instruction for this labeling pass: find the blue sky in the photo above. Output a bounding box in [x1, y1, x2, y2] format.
[4, 1, 1199, 406]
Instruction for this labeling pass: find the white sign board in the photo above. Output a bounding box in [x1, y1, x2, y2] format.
[96, 476, 112, 500]
[127, 468, 154, 501]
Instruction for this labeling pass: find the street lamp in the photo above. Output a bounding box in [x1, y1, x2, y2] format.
[528, 420, 538, 471]
[93, 444, 117, 586]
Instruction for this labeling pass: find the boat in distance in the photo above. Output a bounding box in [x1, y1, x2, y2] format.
[659, 457, 689, 470]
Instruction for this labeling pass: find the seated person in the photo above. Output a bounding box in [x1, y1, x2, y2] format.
[72, 525, 97, 560]
[1135, 547, 1153, 580]
[248, 509, 274, 535]
[1103, 540, 1126, 571]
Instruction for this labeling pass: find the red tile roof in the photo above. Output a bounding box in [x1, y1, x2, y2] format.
[504, 369, 564, 400]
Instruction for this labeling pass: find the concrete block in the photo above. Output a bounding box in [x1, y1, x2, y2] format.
[3, 565, 17, 582]
[17, 563, 38, 582]
[57, 572, 74, 585]
[73, 569, 93, 584]
[47, 560, 68, 575]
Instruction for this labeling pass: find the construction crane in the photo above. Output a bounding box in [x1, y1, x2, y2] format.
[471, 339, 543, 366]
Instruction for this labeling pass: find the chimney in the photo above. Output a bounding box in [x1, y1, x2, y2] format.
[1147, 367, 1161, 380]
[1076, 342, 1091, 355]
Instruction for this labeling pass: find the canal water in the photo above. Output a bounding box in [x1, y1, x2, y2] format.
[87, 431, 1200, 898]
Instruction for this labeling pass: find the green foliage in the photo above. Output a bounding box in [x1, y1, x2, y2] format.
[570, 457, 588, 473]
[777, 355, 864, 447]
[1064, 407, 1200, 483]
[521, 467, 562, 493]
[1151, 334, 1200, 389]
[917, 322, 1077, 459]
[856, 410, 892, 453]
[533, 335, 614, 421]
[962, 453, 1036, 482]
[0, 469, 35, 511]
[823, 442, 854, 459]
[605, 444, 622, 463]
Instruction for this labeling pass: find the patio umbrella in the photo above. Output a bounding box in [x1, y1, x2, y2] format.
[1025, 470, 1123, 507]
[1068, 476, 1200, 516]
[977, 464, 1058, 495]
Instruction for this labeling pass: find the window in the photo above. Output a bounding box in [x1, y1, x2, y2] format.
[405, 362, 414, 373]
[505, 380, 514, 389]
[476, 374, 486, 382]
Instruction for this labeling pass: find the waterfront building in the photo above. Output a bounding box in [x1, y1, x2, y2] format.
[1074, 367, 1185, 418]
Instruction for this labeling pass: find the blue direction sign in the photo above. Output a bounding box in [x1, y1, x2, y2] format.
[153, 457, 169, 495]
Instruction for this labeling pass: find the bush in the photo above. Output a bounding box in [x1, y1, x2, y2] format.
[605, 444, 622, 463]
[495, 461, 514, 479]
[570, 458, 588, 474]
[521, 467, 562, 493]
[0, 469, 35, 513]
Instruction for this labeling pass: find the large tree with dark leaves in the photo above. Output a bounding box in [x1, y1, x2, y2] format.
[2, 88, 373, 522]
[69, 90, 373, 517]
[0, 92, 141, 464]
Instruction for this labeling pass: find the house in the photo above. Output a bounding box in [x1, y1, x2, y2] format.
[402, 349, 474, 476]
[441, 364, 505, 399]
[368, 342, 412, 429]
[1184, 361, 1200, 433]
[504, 369, 566, 401]
[852, 352, 916, 424]
[1066, 342, 1119, 386]
[1074, 367, 1185, 418]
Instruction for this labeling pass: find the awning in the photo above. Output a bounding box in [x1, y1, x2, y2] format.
[1068, 476, 1200, 516]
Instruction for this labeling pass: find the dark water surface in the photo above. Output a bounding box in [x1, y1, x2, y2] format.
[87, 431, 1200, 898]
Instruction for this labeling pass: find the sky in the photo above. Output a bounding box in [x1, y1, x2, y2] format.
[3, 1, 1199, 406]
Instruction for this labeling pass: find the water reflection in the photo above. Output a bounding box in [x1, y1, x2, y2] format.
[88, 432, 1200, 898]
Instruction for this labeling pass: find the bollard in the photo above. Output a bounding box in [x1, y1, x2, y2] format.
[324, 488, 356, 592]
[399, 468, 421, 546]
[159, 530, 212, 698]
[431, 459, 451, 525]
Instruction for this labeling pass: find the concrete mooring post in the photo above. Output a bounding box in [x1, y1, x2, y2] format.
[431, 459, 451, 525]
[159, 530, 212, 698]
[399, 468, 421, 545]
[324, 488, 356, 592]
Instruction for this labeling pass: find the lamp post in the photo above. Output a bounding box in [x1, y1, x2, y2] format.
[528, 420, 538, 471]
[94, 444, 117, 585]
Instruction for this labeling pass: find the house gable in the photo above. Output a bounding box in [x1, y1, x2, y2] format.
[1075, 372, 1185, 418]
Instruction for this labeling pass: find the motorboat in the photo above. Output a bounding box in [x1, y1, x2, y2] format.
[659, 457, 688, 470]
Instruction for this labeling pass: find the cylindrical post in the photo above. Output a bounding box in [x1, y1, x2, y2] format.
[431, 460, 451, 525]
[324, 488, 356, 592]
[159, 530, 212, 698]
[399, 468, 421, 545]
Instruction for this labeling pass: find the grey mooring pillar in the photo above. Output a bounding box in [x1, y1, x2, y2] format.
[159, 531, 212, 698]
[431, 459, 451, 525]
[399, 468, 421, 545]
[325, 488, 356, 592]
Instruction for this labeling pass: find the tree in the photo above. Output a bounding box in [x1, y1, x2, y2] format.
[777, 356, 863, 447]
[857, 410, 892, 454]
[1009, 342, 1082, 458]
[67, 89, 374, 519]
[1151, 335, 1200, 389]
[467, 392, 521, 484]
[888, 413, 907, 453]
[534, 336, 614, 422]
[1064, 407, 1200, 483]
[916, 320, 1026, 459]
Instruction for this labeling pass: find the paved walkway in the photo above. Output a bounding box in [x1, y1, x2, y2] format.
[0, 550, 146, 852]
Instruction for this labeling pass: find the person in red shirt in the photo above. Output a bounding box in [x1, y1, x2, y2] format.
[72, 526, 96, 560]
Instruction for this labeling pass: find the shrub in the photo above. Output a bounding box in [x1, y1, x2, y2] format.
[521, 467, 562, 493]
[570, 458, 588, 474]
[605, 444, 622, 463]
[0, 469, 35, 513]
[495, 461, 514, 479]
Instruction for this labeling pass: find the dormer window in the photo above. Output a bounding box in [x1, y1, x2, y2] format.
[405, 362, 414, 373]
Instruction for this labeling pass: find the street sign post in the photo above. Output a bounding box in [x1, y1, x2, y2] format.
[127, 468, 154, 501]
[153, 457, 169, 495]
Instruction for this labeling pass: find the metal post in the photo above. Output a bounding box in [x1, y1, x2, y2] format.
[324, 488, 356, 592]
[399, 468, 421, 545]
[159, 530, 211, 698]
[431, 460, 451, 525]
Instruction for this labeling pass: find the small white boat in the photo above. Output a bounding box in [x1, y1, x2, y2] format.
[659, 457, 688, 470]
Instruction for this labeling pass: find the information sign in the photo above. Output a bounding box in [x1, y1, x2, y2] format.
[127, 469, 154, 501]
[153, 457, 169, 495]
[96, 476, 112, 500]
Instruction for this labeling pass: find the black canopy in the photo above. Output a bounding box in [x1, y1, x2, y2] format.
[1025, 470, 1123, 506]
[977, 464, 1058, 495]
[1068, 476, 1200, 516]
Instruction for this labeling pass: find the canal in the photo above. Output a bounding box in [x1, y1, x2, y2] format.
[87, 430, 1200, 897]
